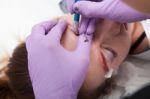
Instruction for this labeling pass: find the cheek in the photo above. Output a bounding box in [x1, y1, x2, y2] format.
[119, 35, 131, 57]
[82, 43, 105, 92]
[112, 37, 131, 70]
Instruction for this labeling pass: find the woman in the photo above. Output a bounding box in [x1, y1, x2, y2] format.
[0, 15, 149, 99]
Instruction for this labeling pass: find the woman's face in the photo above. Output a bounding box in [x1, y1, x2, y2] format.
[60, 15, 132, 97]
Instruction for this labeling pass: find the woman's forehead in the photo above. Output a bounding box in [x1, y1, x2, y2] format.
[96, 19, 121, 29]
[93, 20, 121, 38]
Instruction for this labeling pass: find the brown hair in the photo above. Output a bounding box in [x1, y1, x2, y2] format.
[0, 43, 116, 99]
[0, 43, 35, 99]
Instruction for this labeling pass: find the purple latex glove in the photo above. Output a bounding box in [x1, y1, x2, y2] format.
[79, 17, 96, 35]
[26, 19, 92, 99]
[66, 0, 150, 35]
[65, 0, 98, 34]
[73, 0, 150, 22]
[65, 0, 99, 14]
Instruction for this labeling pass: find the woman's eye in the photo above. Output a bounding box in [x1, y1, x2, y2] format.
[103, 47, 117, 58]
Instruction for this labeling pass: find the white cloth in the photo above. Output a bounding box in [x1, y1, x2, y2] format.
[99, 51, 150, 99]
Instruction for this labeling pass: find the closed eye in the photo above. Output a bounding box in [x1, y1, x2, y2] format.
[103, 46, 118, 58]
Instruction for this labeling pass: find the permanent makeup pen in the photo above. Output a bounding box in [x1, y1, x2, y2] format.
[73, 0, 80, 35]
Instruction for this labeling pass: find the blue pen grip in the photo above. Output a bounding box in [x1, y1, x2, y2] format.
[74, 13, 80, 21]
[75, 0, 79, 2]
[74, 0, 80, 22]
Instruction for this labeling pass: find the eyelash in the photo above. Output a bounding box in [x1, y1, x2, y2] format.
[102, 46, 117, 58]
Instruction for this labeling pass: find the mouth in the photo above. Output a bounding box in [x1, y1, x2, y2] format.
[100, 47, 117, 74]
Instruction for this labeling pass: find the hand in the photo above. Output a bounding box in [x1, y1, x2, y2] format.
[65, 0, 99, 14]
[79, 17, 96, 35]
[65, 0, 98, 35]
[73, 0, 150, 23]
[26, 19, 92, 99]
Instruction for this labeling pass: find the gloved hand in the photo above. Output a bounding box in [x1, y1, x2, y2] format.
[65, 0, 100, 14]
[65, 0, 98, 35]
[70, 0, 150, 22]
[26, 19, 92, 99]
[66, 0, 150, 34]
[79, 17, 96, 35]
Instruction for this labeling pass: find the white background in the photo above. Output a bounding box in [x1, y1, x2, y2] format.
[0, 0, 63, 57]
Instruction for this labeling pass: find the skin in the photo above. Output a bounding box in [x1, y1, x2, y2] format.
[58, 15, 148, 98]
[131, 22, 149, 54]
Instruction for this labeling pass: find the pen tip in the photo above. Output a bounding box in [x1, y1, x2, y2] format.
[73, 22, 79, 35]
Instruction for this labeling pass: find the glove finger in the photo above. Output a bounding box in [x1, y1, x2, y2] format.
[65, 0, 86, 14]
[79, 17, 90, 34]
[31, 19, 58, 36]
[86, 19, 96, 35]
[46, 19, 68, 43]
[76, 34, 92, 54]
[73, 1, 105, 18]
